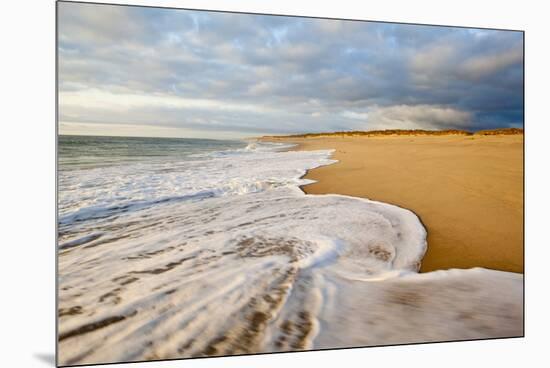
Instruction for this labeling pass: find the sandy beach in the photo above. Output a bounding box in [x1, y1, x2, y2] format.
[57, 135, 524, 364]
[266, 134, 523, 273]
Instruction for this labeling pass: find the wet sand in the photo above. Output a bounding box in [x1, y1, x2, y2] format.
[267, 134, 523, 273]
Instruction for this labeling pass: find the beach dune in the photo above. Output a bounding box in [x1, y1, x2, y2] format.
[267, 133, 523, 273]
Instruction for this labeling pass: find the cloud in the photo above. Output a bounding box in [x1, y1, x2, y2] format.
[411, 44, 457, 79]
[460, 47, 523, 80]
[340, 111, 369, 120]
[366, 105, 473, 130]
[58, 2, 524, 138]
[60, 89, 273, 114]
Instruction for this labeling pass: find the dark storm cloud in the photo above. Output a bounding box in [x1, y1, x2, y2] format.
[58, 2, 524, 137]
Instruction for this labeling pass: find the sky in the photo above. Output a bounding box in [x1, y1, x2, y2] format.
[58, 2, 524, 139]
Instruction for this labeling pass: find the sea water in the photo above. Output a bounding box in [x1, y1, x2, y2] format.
[57, 135, 523, 365]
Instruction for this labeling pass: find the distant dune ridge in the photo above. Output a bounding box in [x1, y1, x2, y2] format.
[262, 127, 523, 139]
[474, 128, 525, 135]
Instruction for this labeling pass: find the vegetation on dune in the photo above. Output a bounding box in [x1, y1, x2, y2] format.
[263, 128, 523, 139]
[473, 128, 524, 136]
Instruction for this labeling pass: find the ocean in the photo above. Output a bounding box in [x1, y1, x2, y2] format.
[59, 135, 247, 222]
[57, 135, 521, 365]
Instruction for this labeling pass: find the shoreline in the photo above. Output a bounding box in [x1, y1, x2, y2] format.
[295, 145, 430, 265]
[58, 138, 524, 364]
[267, 134, 523, 274]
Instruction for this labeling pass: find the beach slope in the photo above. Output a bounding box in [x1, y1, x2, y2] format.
[265, 134, 523, 273]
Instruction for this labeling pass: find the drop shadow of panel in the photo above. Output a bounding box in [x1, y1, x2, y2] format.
[33, 353, 56, 366]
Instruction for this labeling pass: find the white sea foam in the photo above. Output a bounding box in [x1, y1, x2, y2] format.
[58, 142, 330, 226]
[58, 142, 523, 365]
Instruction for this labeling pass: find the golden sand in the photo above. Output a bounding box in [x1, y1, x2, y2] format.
[267, 134, 523, 273]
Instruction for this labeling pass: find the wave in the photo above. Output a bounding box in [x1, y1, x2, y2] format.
[58, 142, 334, 226]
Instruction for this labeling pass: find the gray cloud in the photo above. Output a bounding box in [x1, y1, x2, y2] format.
[366, 105, 473, 130]
[58, 2, 524, 138]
